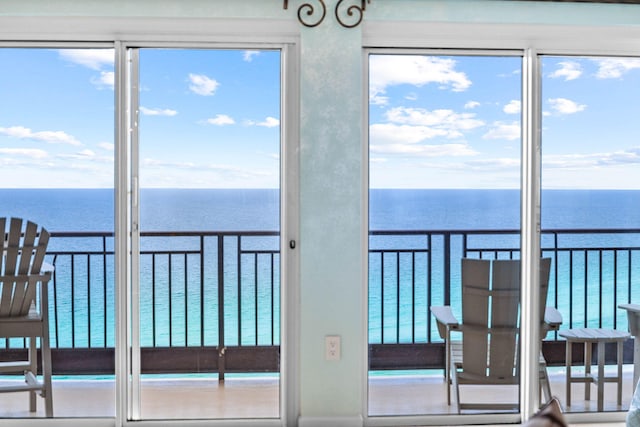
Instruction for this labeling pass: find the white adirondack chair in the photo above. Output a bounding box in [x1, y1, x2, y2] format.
[431, 258, 557, 413]
[0, 218, 53, 417]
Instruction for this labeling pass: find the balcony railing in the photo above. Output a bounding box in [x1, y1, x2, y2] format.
[368, 228, 640, 369]
[1, 228, 638, 375]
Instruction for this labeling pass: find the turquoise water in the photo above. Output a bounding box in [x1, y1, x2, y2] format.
[2, 188, 639, 348]
[369, 189, 640, 343]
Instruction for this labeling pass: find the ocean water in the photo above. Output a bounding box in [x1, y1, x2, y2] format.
[370, 189, 640, 344]
[370, 188, 640, 230]
[1, 188, 639, 348]
[4, 188, 639, 234]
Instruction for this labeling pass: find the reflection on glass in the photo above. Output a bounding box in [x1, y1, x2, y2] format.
[367, 54, 522, 416]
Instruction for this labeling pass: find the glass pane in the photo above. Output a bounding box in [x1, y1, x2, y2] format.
[0, 47, 115, 417]
[541, 55, 640, 414]
[367, 53, 522, 416]
[136, 48, 281, 420]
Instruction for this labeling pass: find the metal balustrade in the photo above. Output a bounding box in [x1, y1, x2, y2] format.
[1, 228, 639, 374]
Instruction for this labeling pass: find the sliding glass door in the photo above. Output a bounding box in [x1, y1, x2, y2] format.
[0, 46, 115, 418]
[367, 52, 523, 418]
[129, 47, 283, 420]
[540, 54, 640, 413]
[0, 43, 292, 422]
[365, 49, 640, 422]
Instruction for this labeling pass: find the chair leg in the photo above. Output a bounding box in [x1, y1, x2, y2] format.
[540, 366, 552, 403]
[41, 328, 53, 417]
[445, 331, 451, 405]
[451, 360, 461, 414]
[29, 336, 37, 413]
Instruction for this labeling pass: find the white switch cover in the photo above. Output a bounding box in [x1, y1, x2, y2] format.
[325, 335, 341, 361]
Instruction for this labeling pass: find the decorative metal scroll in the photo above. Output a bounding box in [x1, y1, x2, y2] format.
[283, 0, 371, 28]
[335, 0, 371, 28]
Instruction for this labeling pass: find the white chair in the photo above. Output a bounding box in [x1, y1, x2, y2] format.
[618, 303, 640, 388]
[0, 218, 53, 417]
[431, 257, 559, 412]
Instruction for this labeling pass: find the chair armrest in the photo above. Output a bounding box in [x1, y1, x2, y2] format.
[42, 262, 55, 274]
[619, 303, 640, 314]
[544, 307, 563, 331]
[430, 306, 460, 340]
[619, 304, 640, 336]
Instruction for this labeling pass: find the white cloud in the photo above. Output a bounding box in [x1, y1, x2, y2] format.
[59, 49, 115, 90]
[141, 157, 270, 180]
[207, 114, 235, 126]
[464, 101, 481, 109]
[142, 158, 196, 169]
[0, 148, 48, 159]
[549, 61, 583, 81]
[370, 95, 389, 106]
[385, 107, 484, 135]
[483, 121, 520, 140]
[208, 164, 271, 178]
[59, 149, 97, 160]
[58, 49, 114, 70]
[0, 126, 81, 146]
[498, 69, 522, 78]
[253, 117, 280, 128]
[370, 157, 388, 163]
[503, 100, 521, 115]
[188, 73, 219, 96]
[369, 107, 484, 157]
[544, 146, 640, 169]
[464, 157, 520, 170]
[98, 142, 114, 151]
[54, 148, 113, 165]
[370, 139, 477, 157]
[370, 55, 471, 105]
[140, 107, 178, 117]
[371, 123, 451, 144]
[593, 58, 640, 79]
[244, 51, 260, 62]
[548, 97, 586, 115]
[90, 71, 114, 89]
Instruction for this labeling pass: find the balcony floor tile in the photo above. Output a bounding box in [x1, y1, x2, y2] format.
[0, 367, 634, 424]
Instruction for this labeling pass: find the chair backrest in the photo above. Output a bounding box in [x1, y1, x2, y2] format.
[460, 257, 552, 381]
[0, 218, 50, 318]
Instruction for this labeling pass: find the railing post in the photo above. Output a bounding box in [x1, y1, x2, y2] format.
[217, 234, 226, 381]
[102, 236, 108, 347]
[443, 233, 451, 306]
[200, 236, 205, 348]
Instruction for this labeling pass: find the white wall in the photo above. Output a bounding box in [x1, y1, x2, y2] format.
[298, 19, 365, 426]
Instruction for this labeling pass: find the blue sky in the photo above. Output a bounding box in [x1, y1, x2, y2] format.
[0, 48, 281, 188]
[369, 54, 640, 189]
[2, 48, 640, 189]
